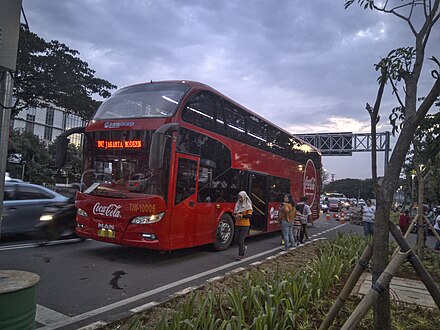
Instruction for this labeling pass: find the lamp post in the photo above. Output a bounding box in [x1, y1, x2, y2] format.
[21, 161, 26, 181]
[399, 185, 403, 206]
[411, 173, 415, 214]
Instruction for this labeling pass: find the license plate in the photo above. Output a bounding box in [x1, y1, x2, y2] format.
[98, 228, 116, 239]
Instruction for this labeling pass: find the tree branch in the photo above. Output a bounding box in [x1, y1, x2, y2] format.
[424, 0, 429, 18]
[388, 76, 406, 110]
[415, 77, 440, 123]
[433, 11, 440, 25]
[374, 1, 420, 36]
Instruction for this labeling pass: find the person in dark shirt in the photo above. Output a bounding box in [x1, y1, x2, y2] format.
[399, 210, 411, 235]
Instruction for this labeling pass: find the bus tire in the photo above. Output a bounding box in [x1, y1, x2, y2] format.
[213, 214, 234, 251]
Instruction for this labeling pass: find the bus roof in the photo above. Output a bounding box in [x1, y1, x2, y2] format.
[120, 80, 321, 155]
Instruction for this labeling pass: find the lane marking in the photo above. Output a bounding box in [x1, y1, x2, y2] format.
[37, 222, 346, 329]
[0, 242, 38, 251]
[36, 304, 71, 325]
[0, 238, 85, 251]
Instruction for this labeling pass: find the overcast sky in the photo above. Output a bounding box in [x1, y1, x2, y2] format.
[22, 0, 440, 180]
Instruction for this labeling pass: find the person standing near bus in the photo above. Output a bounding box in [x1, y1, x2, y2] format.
[293, 204, 303, 244]
[233, 191, 253, 261]
[433, 209, 440, 252]
[279, 194, 296, 250]
[298, 196, 311, 243]
[399, 210, 411, 234]
[361, 199, 375, 236]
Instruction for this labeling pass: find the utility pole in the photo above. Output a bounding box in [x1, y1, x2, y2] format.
[0, 0, 23, 238]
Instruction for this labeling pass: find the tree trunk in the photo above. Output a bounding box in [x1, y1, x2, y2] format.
[372, 113, 422, 329]
[372, 190, 391, 329]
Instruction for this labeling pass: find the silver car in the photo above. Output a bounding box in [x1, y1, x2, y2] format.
[1, 182, 68, 236]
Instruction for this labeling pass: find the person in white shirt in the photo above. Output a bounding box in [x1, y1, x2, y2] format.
[361, 199, 375, 236]
[434, 210, 440, 251]
[299, 196, 312, 243]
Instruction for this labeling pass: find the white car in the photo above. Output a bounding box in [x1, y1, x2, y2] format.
[127, 173, 149, 192]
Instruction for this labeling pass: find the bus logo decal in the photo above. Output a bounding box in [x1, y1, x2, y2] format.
[303, 159, 317, 206]
[98, 223, 115, 230]
[104, 121, 135, 129]
[93, 202, 122, 218]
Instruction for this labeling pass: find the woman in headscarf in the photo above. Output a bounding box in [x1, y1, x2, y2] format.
[233, 191, 253, 261]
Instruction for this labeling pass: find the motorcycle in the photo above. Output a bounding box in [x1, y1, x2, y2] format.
[35, 196, 84, 245]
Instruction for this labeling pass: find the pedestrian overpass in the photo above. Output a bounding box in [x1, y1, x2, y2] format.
[295, 132, 391, 172]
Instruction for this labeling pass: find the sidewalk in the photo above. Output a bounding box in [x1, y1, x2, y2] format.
[353, 273, 436, 308]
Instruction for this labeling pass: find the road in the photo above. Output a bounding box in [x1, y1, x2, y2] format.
[0, 215, 434, 329]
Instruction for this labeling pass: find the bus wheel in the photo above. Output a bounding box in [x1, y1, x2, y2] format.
[213, 214, 234, 251]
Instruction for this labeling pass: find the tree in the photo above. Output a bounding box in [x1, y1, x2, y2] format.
[425, 153, 440, 203]
[7, 130, 55, 184]
[408, 112, 440, 257]
[324, 178, 375, 199]
[7, 130, 82, 185]
[345, 1, 440, 329]
[13, 25, 117, 119]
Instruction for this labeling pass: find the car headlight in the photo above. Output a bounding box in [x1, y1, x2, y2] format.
[131, 212, 164, 224]
[77, 208, 88, 217]
[40, 214, 54, 221]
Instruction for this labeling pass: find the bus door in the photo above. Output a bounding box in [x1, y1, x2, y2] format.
[169, 154, 198, 249]
[249, 173, 268, 233]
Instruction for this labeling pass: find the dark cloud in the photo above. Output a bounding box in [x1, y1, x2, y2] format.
[21, 0, 440, 179]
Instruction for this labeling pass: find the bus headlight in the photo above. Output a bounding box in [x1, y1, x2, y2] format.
[77, 208, 88, 217]
[131, 212, 164, 224]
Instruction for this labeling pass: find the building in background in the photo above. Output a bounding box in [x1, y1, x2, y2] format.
[11, 106, 85, 146]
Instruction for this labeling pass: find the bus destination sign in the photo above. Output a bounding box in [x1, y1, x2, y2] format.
[97, 140, 143, 149]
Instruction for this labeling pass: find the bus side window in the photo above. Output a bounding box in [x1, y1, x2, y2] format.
[182, 93, 216, 131]
[175, 158, 197, 205]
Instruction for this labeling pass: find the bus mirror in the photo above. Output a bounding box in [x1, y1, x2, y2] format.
[55, 136, 69, 168]
[55, 127, 85, 168]
[149, 123, 180, 169]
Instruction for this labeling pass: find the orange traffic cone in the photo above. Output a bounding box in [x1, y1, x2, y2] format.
[325, 212, 330, 221]
[339, 211, 346, 224]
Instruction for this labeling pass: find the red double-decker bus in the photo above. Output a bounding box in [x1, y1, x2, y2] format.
[57, 81, 321, 251]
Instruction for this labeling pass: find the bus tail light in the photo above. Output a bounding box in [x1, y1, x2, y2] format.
[131, 212, 164, 224]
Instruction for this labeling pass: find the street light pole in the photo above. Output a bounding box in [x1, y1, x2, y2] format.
[399, 185, 403, 206]
[21, 161, 26, 181]
[411, 174, 416, 214]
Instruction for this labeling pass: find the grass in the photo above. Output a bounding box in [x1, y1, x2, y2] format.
[101, 233, 440, 329]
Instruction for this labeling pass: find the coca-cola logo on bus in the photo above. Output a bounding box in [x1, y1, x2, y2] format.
[303, 159, 317, 206]
[93, 202, 122, 218]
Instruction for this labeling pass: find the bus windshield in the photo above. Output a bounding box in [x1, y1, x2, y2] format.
[93, 82, 190, 120]
[81, 130, 170, 198]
